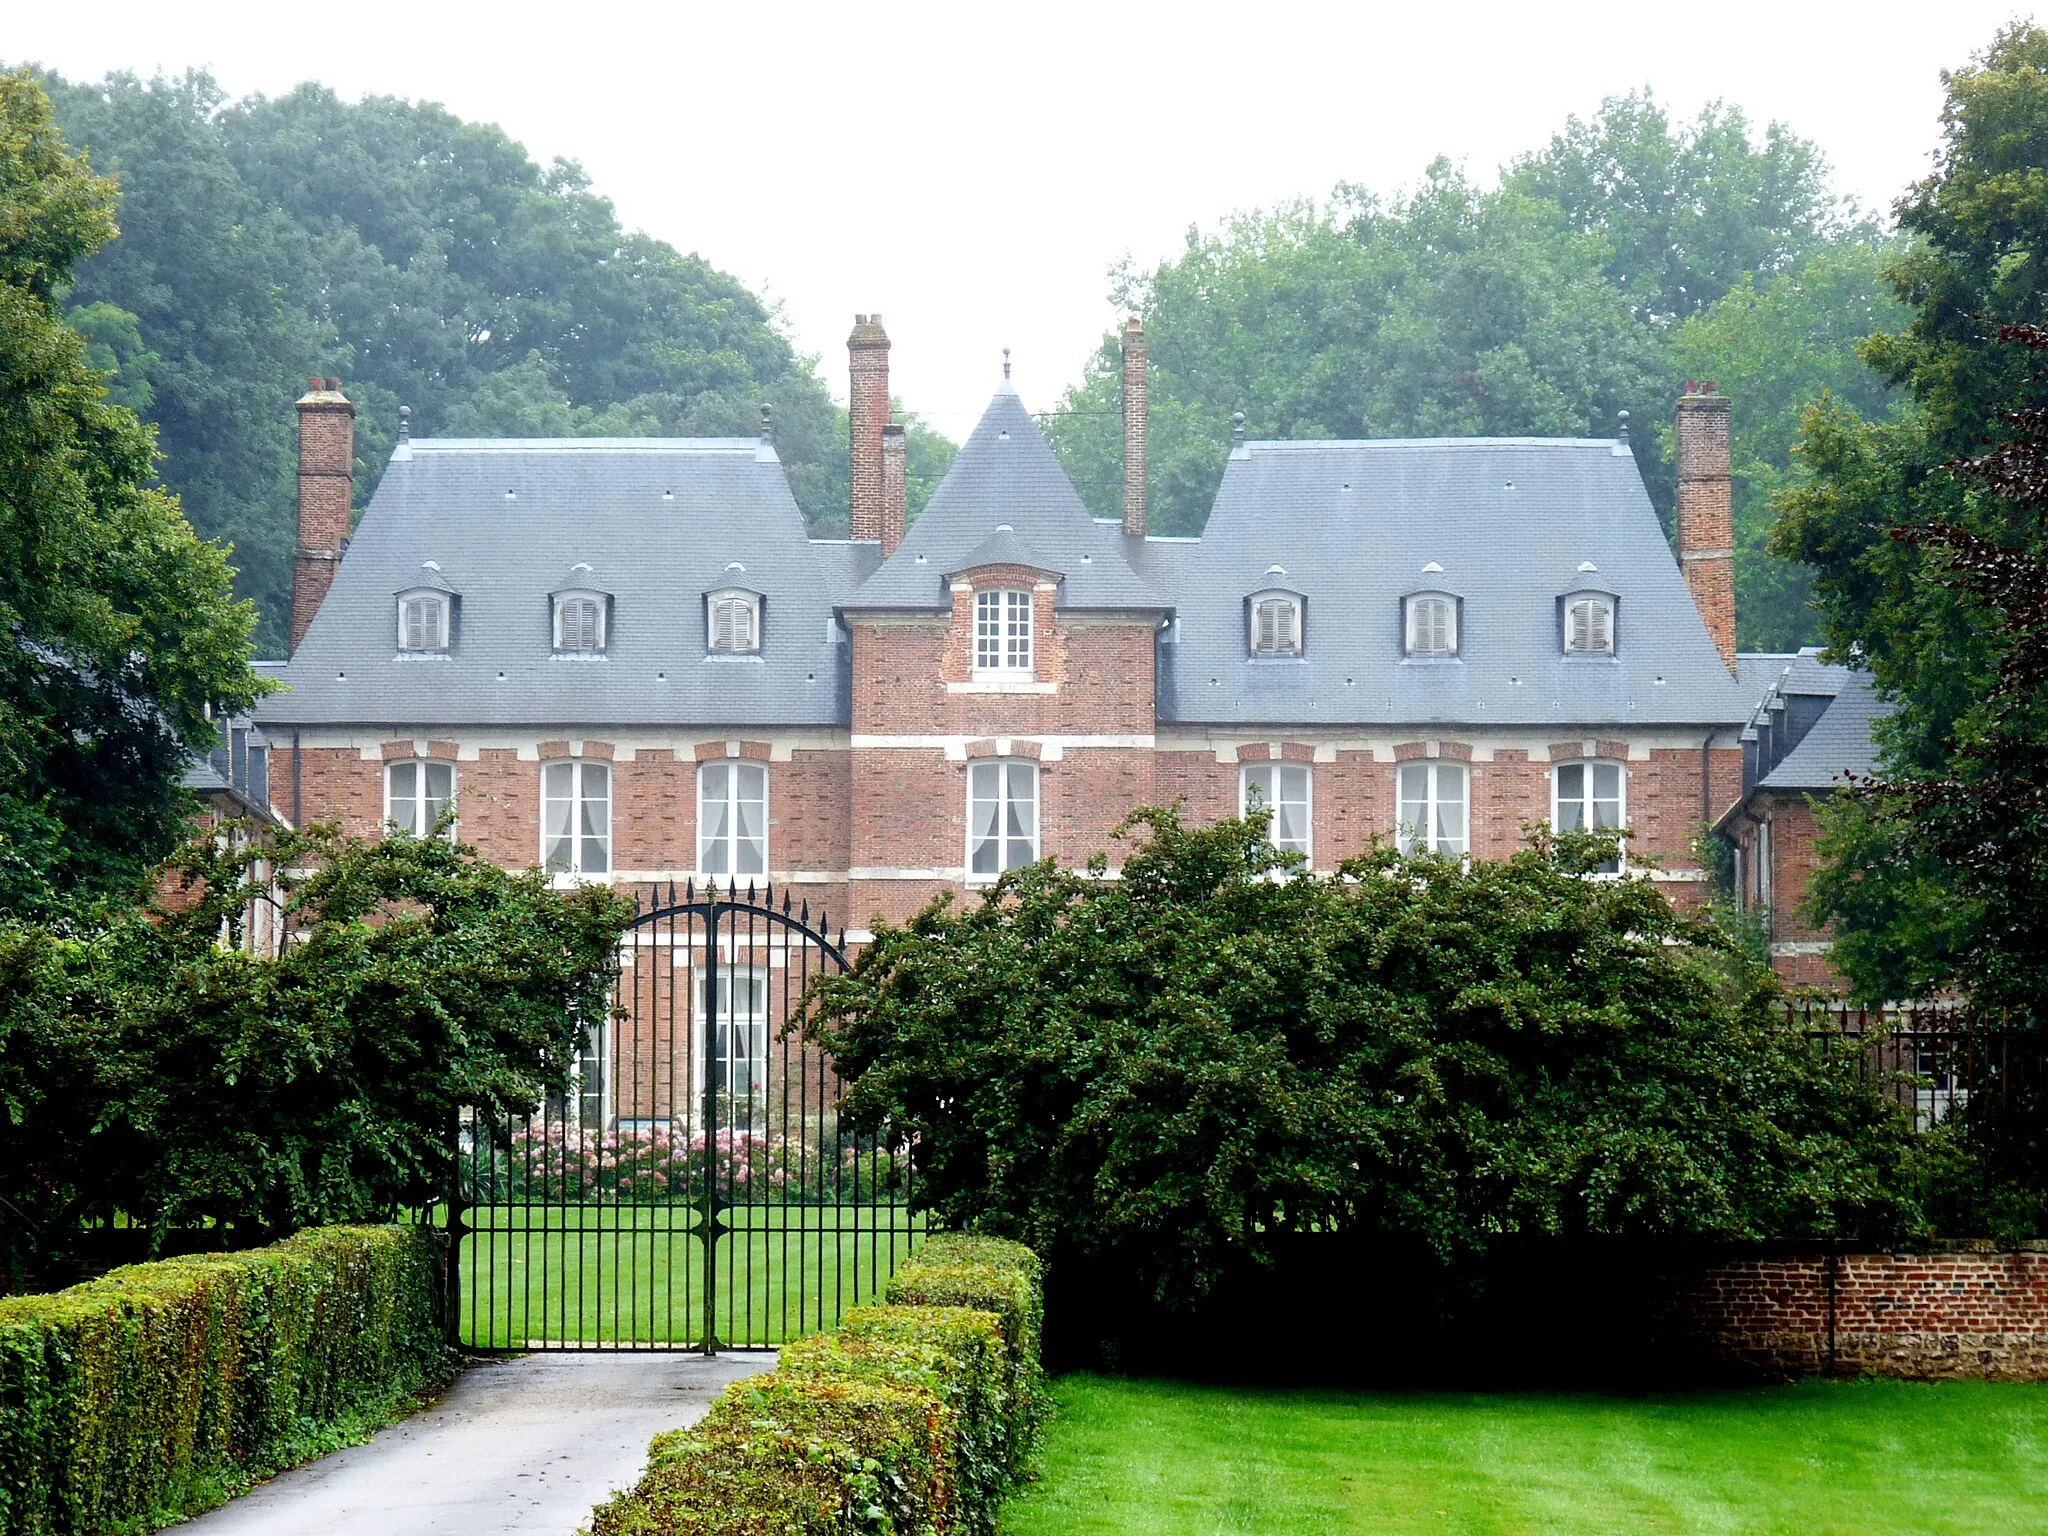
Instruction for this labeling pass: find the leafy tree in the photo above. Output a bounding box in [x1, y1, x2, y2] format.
[1774, 23, 2048, 1000]
[0, 70, 262, 916]
[808, 808, 1918, 1318]
[0, 819, 632, 1282]
[31, 70, 890, 650]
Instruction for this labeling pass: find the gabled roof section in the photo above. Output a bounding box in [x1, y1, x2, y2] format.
[256, 437, 847, 730]
[844, 382, 1164, 611]
[947, 524, 1062, 580]
[1160, 436, 1755, 727]
[1758, 671, 1887, 790]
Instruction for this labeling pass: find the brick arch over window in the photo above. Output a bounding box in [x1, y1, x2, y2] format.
[940, 563, 1064, 686]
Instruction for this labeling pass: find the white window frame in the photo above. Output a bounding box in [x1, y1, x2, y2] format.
[1248, 592, 1304, 655]
[693, 967, 770, 1106]
[698, 759, 769, 877]
[1552, 760, 1626, 873]
[395, 590, 450, 652]
[1404, 593, 1458, 656]
[1397, 759, 1468, 857]
[967, 758, 1039, 880]
[1240, 762, 1311, 860]
[384, 758, 456, 839]
[541, 760, 611, 875]
[553, 589, 608, 652]
[972, 589, 1034, 677]
[1563, 593, 1616, 655]
[707, 589, 762, 654]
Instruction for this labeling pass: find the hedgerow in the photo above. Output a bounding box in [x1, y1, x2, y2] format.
[589, 1234, 1041, 1535]
[0, 1223, 447, 1536]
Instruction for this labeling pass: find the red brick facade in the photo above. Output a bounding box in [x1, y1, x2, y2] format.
[1724, 792, 1847, 989]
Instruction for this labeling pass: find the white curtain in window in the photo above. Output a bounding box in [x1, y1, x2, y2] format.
[699, 970, 768, 1100]
[543, 760, 611, 873]
[1555, 760, 1624, 872]
[401, 595, 445, 650]
[1242, 762, 1311, 855]
[1251, 598, 1301, 653]
[699, 760, 769, 875]
[1566, 597, 1614, 654]
[1406, 596, 1455, 654]
[387, 759, 456, 838]
[969, 759, 1038, 874]
[1397, 760, 1468, 856]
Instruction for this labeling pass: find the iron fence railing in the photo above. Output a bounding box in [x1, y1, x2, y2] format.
[1789, 1001, 2041, 1132]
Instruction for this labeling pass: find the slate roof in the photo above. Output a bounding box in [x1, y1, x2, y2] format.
[844, 383, 1165, 611]
[256, 438, 848, 730]
[1758, 671, 1887, 790]
[1160, 437, 1756, 727]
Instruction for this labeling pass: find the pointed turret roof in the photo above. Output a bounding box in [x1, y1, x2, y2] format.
[843, 381, 1165, 611]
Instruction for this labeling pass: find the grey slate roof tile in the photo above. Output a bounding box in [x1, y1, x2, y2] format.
[256, 438, 848, 730]
[1758, 672, 1887, 790]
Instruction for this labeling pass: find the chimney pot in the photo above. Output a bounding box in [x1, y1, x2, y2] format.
[1676, 388, 1736, 671]
[1121, 318, 1148, 537]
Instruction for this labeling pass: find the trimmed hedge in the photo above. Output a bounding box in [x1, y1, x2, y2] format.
[591, 1234, 1042, 1535]
[0, 1223, 447, 1536]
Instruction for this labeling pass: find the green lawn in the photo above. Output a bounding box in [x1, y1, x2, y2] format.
[1001, 1374, 2048, 1535]
[456, 1202, 923, 1349]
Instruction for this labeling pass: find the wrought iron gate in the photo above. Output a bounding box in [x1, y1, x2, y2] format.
[450, 882, 919, 1351]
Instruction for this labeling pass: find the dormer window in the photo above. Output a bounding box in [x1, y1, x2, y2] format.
[553, 591, 608, 652]
[396, 590, 450, 652]
[708, 590, 762, 653]
[973, 589, 1033, 675]
[1563, 593, 1616, 655]
[1404, 593, 1458, 656]
[1248, 592, 1304, 655]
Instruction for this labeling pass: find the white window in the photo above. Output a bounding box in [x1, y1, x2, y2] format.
[1564, 595, 1615, 655]
[1249, 593, 1303, 655]
[1242, 762, 1311, 858]
[1405, 594, 1457, 655]
[968, 759, 1038, 877]
[385, 759, 455, 839]
[698, 760, 768, 876]
[1553, 760, 1625, 873]
[541, 760, 611, 874]
[697, 969, 768, 1102]
[1397, 760, 1468, 856]
[397, 591, 449, 651]
[973, 589, 1033, 674]
[554, 591, 607, 651]
[708, 590, 761, 654]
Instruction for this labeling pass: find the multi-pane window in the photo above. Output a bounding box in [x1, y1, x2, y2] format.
[698, 970, 768, 1101]
[1397, 760, 1468, 856]
[973, 589, 1033, 673]
[1242, 763, 1311, 858]
[1249, 594, 1303, 654]
[699, 760, 769, 876]
[708, 591, 761, 653]
[541, 760, 611, 874]
[968, 759, 1038, 876]
[1405, 594, 1457, 655]
[397, 592, 448, 651]
[1554, 760, 1625, 873]
[555, 593, 606, 651]
[386, 759, 455, 838]
[1564, 595, 1615, 655]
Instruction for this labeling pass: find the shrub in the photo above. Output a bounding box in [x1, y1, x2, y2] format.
[590, 1235, 1040, 1536]
[0, 1223, 447, 1536]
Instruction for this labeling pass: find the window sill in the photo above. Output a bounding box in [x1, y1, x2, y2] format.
[550, 652, 609, 661]
[951, 677, 1055, 694]
[1400, 654, 1463, 664]
[393, 650, 452, 661]
[705, 651, 766, 662]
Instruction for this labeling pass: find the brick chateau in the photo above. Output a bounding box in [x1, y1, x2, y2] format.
[259, 317, 1787, 940]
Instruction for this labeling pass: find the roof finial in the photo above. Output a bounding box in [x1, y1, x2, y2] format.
[759, 402, 774, 444]
[398, 404, 411, 445]
[1002, 347, 1011, 380]
[1232, 411, 1246, 447]
[1616, 408, 1630, 446]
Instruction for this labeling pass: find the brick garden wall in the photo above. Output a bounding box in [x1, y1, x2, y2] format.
[1667, 1246, 2048, 1381]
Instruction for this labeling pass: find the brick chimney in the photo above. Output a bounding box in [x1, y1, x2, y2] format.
[880, 423, 907, 557]
[848, 314, 891, 543]
[1676, 382, 1736, 671]
[1121, 317, 1148, 536]
[290, 376, 355, 654]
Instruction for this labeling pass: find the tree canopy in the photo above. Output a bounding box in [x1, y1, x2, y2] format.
[33, 71, 954, 653]
[1045, 94, 1901, 650]
[0, 70, 262, 916]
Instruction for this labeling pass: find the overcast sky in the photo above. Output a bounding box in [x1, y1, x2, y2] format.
[9, 1, 2035, 436]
